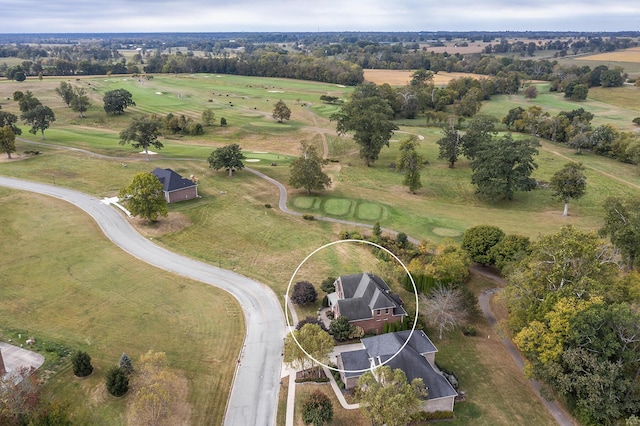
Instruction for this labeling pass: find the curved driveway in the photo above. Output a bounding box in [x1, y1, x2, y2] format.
[0, 176, 285, 426]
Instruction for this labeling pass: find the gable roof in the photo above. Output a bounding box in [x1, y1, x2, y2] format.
[362, 330, 437, 358]
[340, 331, 457, 400]
[152, 168, 196, 192]
[336, 273, 406, 321]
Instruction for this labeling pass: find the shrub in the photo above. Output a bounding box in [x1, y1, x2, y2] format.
[330, 316, 354, 341]
[295, 376, 330, 383]
[411, 410, 455, 421]
[105, 366, 129, 397]
[220, 117, 227, 126]
[302, 214, 315, 220]
[322, 295, 329, 308]
[291, 281, 318, 305]
[296, 316, 327, 332]
[382, 322, 389, 334]
[397, 232, 408, 248]
[119, 352, 133, 374]
[633, 117, 640, 126]
[462, 325, 477, 336]
[264, 203, 272, 208]
[71, 351, 93, 377]
[320, 276, 336, 293]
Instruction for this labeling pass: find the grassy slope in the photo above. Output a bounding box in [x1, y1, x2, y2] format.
[0, 188, 243, 425]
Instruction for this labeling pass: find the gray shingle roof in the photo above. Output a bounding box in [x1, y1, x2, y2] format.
[336, 273, 401, 321]
[338, 349, 371, 377]
[362, 330, 437, 357]
[342, 331, 456, 400]
[152, 168, 196, 192]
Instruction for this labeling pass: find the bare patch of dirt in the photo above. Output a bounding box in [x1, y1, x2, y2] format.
[128, 212, 192, 237]
[0, 153, 30, 163]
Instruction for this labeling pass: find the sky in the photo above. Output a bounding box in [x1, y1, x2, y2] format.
[2, 0, 640, 33]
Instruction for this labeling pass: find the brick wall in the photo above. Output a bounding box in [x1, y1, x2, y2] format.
[167, 186, 198, 203]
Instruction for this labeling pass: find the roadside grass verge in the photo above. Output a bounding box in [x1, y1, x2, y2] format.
[0, 189, 243, 425]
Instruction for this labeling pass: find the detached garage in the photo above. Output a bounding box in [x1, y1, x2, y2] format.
[152, 168, 198, 203]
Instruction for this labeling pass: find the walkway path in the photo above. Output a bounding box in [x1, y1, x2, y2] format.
[0, 176, 285, 426]
[473, 266, 576, 426]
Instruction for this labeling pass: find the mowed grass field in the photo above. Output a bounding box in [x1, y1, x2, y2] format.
[1, 71, 639, 424]
[0, 188, 243, 425]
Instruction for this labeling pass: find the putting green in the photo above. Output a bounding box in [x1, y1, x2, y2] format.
[356, 203, 386, 221]
[292, 196, 317, 209]
[323, 199, 353, 216]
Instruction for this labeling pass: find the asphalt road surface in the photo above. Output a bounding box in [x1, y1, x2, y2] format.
[0, 176, 285, 426]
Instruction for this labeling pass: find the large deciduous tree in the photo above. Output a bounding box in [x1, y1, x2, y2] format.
[331, 83, 398, 167]
[461, 224, 505, 266]
[421, 285, 469, 339]
[436, 123, 461, 168]
[289, 142, 331, 194]
[600, 196, 640, 270]
[103, 89, 135, 115]
[55, 81, 74, 107]
[460, 115, 498, 160]
[119, 172, 168, 224]
[119, 116, 163, 161]
[18, 90, 41, 113]
[470, 134, 539, 200]
[550, 161, 587, 217]
[284, 324, 333, 374]
[272, 100, 291, 123]
[21, 105, 55, 140]
[207, 143, 246, 177]
[71, 87, 91, 118]
[0, 125, 16, 159]
[396, 135, 423, 193]
[505, 225, 618, 331]
[0, 111, 22, 136]
[356, 366, 426, 426]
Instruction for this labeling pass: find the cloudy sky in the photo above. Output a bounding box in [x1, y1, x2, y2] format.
[2, 0, 640, 33]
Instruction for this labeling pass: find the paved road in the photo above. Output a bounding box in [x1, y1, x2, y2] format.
[474, 266, 576, 426]
[0, 176, 285, 426]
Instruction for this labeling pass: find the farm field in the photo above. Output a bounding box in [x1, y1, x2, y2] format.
[1, 70, 640, 424]
[363, 70, 487, 86]
[576, 46, 640, 63]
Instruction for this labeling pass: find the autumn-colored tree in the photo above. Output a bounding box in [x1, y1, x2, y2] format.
[131, 351, 179, 426]
[302, 390, 333, 426]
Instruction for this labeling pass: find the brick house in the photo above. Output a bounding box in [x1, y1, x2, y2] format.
[327, 273, 406, 334]
[336, 330, 458, 413]
[152, 168, 198, 203]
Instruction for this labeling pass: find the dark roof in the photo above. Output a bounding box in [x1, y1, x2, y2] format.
[338, 349, 371, 377]
[152, 168, 196, 192]
[345, 331, 456, 400]
[336, 273, 401, 321]
[362, 330, 437, 357]
[380, 348, 457, 400]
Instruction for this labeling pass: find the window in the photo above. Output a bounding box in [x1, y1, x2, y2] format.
[385, 308, 389, 314]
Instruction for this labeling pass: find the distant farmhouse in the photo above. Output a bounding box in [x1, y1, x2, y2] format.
[152, 168, 198, 203]
[337, 330, 458, 413]
[328, 273, 406, 334]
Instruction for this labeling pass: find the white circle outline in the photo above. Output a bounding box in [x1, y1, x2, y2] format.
[285, 239, 419, 374]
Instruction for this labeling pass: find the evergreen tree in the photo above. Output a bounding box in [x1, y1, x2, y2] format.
[105, 366, 129, 397]
[71, 351, 93, 377]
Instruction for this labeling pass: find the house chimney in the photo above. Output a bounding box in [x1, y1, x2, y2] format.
[0, 348, 6, 376]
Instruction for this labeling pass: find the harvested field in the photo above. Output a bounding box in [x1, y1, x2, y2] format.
[577, 47, 640, 63]
[363, 70, 486, 86]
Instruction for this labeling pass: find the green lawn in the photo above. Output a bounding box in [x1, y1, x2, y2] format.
[0, 188, 243, 425]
